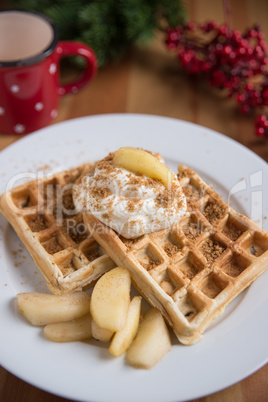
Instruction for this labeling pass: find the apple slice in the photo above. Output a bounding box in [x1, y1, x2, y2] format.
[126, 308, 171, 369]
[44, 314, 92, 342]
[17, 292, 91, 326]
[112, 147, 174, 188]
[109, 296, 141, 357]
[90, 266, 131, 332]
[91, 319, 114, 342]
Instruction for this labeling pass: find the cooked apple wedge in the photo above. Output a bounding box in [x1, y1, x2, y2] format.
[44, 314, 92, 342]
[126, 308, 171, 369]
[17, 292, 91, 326]
[91, 319, 114, 342]
[109, 296, 141, 357]
[90, 266, 131, 332]
[112, 147, 174, 188]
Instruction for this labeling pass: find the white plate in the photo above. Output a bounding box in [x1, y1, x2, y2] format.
[0, 114, 267, 402]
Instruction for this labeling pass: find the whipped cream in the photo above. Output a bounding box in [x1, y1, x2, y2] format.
[73, 159, 187, 239]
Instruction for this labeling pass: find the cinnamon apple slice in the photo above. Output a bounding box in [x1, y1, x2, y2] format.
[113, 147, 174, 188]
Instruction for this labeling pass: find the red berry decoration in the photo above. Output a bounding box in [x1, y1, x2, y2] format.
[166, 21, 268, 138]
[255, 114, 268, 137]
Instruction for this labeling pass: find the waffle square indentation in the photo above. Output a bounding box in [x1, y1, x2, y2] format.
[25, 213, 49, 232]
[41, 178, 60, 201]
[199, 236, 226, 265]
[202, 199, 228, 225]
[156, 230, 184, 257]
[41, 235, 64, 255]
[81, 242, 103, 263]
[221, 216, 246, 241]
[64, 218, 90, 244]
[177, 291, 207, 322]
[201, 272, 228, 299]
[182, 182, 205, 205]
[174, 251, 205, 280]
[134, 243, 164, 270]
[220, 252, 251, 277]
[180, 214, 209, 242]
[241, 232, 268, 257]
[11, 186, 38, 209]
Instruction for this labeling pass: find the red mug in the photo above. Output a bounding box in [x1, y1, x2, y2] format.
[0, 10, 97, 135]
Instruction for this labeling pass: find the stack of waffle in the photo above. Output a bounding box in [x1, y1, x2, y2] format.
[1, 163, 267, 344]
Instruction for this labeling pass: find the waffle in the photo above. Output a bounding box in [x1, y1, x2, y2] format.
[0, 164, 116, 294]
[83, 165, 268, 345]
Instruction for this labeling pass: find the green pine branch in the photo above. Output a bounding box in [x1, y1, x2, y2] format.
[13, 0, 186, 66]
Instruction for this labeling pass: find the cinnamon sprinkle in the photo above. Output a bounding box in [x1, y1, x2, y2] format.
[184, 223, 201, 240]
[141, 258, 160, 270]
[43, 237, 63, 254]
[203, 201, 227, 224]
[222, 225, 243, 241]
[91, 187, 111, 199]
[201, 238, 225, 264]
[164, 243, 181, 256]
[27, 215, 48, 232]
[183, 185, 204, 204]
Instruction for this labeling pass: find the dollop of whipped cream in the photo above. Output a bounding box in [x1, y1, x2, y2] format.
[73, 157, 187, 239]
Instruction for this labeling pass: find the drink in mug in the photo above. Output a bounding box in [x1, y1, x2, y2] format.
[0, 10, 97, 134]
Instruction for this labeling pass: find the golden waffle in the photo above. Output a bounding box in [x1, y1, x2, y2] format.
[0, 164, 116, 294]
[83, 165, 268, 345]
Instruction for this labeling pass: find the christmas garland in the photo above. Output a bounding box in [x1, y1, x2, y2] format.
[166, 22, 268, 138]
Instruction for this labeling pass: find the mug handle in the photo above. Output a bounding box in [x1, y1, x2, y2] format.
[55, 41, 97, 95]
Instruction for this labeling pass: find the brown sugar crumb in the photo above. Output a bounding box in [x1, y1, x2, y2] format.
[120, 235, 142, 250]
[43, 237, 63, 254]
[127, 176, 141, 186]
[126, 200, 136, 212]
[156, 191, 169, 208]
[141, 258, 160, 270]
[126, 174, 160, 189]
[126, 199, 142, 213]
[155, 182, 183, 209]
[179, 260, 199, 279]
[27, 215, 48, 232]
[164, 243, 181, 256]
[203, 201, 227, 224]
[184, 224, 200, 240]
[95, 159, 117, 174]
[177, 168, 192, 181]
[183, 218, 205, 240]
[222, 225, 243, 241]
[201, 238, 226, 264]
[103, 152, 114, 162]
[91, 187, 111, 199]
[183, 186, 194, 198]
[183, 185, 204, 205]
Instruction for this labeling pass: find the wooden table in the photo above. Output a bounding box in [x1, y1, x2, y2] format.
[0, 1, 267, 401]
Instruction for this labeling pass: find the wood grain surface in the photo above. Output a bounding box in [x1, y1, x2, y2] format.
[0, 1, 267, 401]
